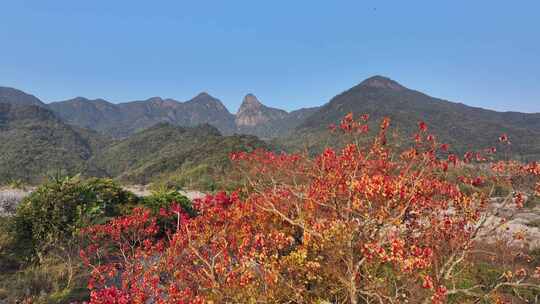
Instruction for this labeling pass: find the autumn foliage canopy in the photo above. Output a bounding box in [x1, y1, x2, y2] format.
[80, 114, 540, 303]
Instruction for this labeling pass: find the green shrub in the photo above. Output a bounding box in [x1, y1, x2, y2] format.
[143, 187, 195, 216]
[0, 176, 139, 303]
[141, 187, 195, 235]
[0, 217, 20, 272]
[10, 176, 139, 261]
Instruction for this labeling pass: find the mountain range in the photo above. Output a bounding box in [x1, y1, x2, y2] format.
[1, 75, 540, 185]
[46, 92, 317, 139]
[286, 76, 540, 159]
[1, 86, 317, 139]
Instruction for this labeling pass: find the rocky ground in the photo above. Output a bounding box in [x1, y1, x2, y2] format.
[483, 197, 540, 250]
[0, 188, 31, 216]
[0, 186, 206, 217]
[123, 185, 205, 201]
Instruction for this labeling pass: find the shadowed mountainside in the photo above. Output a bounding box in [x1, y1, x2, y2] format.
[48, 93, 236, 138]
[0, 102, 110, 184]
[87, 123, 268, 188]
[280, 76, 540, 159]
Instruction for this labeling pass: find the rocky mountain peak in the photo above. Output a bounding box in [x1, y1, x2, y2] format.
[145, 96, 182, 109]
[187, 92, 228, 112]
[194, 92, 211, 99]
[0, 86, 45, 107]
[68, 96, 109, 104]
[239, 94, 263, 111]
[189, 92, 217, 103]
[147, 96, 164, 103]
[235, 94, 288, 127]
[71, 97, 90, 102]
[359, 75, 406, 91]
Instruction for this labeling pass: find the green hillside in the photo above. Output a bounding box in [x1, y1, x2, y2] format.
[0, 101, 266, 188]
[0, 103, 110, 184]
[280, 76, 540, 160]
[88, 123, 268, 189]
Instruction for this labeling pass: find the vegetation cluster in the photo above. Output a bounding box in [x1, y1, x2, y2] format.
[0, 114, 539, 303]
[0, 177, 192, 303]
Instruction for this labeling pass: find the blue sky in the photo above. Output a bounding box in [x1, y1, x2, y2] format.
[1, 0, 539, 113]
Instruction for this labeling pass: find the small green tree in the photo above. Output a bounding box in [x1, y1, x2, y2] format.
[143, 186, 194, 216]
[10, 176, 138, 262]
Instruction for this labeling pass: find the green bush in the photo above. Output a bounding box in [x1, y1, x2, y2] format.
[10, 176, 139, 261]
[142, 187, 195, 235]
[143, 187, 194, 214]
[0, 176, 140, 302]
[0, 217, 19, 272]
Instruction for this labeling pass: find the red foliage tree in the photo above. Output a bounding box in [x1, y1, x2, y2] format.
[81, 114, 540, 303]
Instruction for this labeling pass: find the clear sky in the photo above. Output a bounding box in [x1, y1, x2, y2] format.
[1, 0, 539, 113]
